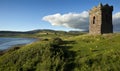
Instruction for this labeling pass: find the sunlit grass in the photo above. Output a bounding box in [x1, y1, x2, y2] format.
[0, 33, 120, 71]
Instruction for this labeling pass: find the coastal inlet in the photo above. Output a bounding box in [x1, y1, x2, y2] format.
[0, 37, 37, 50]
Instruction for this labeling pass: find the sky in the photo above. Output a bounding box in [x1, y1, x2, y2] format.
[0, 0, 120, 32]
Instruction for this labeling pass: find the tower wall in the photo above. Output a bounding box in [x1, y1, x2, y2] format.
[89, 4, 113, 35]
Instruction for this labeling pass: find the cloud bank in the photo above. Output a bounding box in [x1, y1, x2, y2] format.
[42, 11, 89, 31]
[42, 11, 120, 32]
[113, 12, 120, 25]
[113, 12, 120, 32]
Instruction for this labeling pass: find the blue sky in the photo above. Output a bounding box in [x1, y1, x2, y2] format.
[0, 0, 120, 31]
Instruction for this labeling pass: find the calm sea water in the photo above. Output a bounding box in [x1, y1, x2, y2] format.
[0, 37, 37, 50]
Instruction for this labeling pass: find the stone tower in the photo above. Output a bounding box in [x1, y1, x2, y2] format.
[89, 3, 113, 34]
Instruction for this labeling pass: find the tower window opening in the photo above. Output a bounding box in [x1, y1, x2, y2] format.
[93, 16, 95, 24]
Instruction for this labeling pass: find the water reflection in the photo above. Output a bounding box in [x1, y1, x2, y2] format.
[0, 37, 36, 50]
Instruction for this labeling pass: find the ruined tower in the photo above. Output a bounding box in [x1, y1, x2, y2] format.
[89, 3, 113, 34]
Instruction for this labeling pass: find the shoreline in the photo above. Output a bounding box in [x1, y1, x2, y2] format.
[0, 37, 39, 55]
[0, 40, 38, 56]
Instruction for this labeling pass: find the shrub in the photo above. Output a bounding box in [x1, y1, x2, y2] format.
[42, 38, 49, 41]
[50, 37, 63, 47]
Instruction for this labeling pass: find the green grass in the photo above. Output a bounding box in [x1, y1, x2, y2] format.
[70, 34, 120, 71]
[0, 33, 120, 71]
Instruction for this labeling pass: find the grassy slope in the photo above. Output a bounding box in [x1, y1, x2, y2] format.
[0, 33, 120, 71]
[70, 34, 120, 71]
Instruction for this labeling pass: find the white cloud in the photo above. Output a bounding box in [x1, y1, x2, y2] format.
[42, 11, 120, 32]
[42, 11, 89, 31]
[113, 12, 120, 32]
[113, 12, 120, 25]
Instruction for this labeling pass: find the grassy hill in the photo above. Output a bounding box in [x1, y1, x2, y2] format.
[0, 33, 120, 71]
[0, 29, 84, 38]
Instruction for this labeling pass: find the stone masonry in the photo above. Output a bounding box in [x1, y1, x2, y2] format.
[89, 3, 113, 34]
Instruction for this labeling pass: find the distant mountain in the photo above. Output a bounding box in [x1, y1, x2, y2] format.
[0, 31, 21, 33]
[0, 29, 88, 36]
[0, 29, 55, 34]
[26, 29, 56, 34]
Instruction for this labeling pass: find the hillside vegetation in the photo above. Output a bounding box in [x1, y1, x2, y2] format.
[0, 33, 120, 71]
[0, 29, 83, 38]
